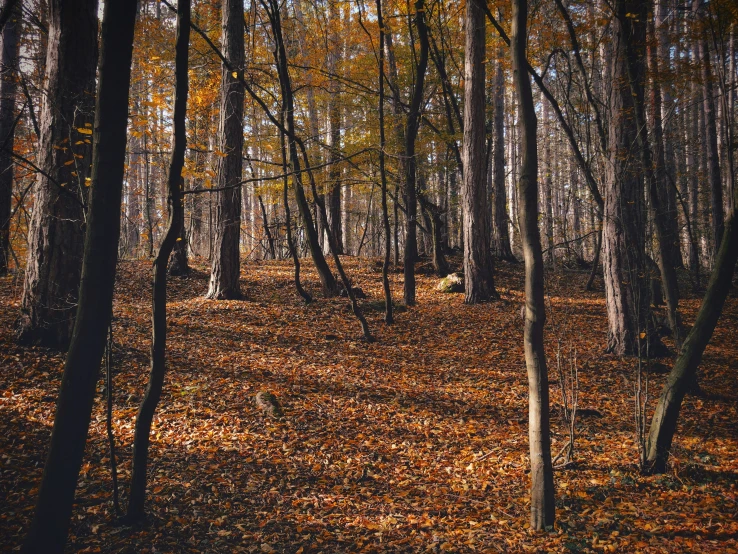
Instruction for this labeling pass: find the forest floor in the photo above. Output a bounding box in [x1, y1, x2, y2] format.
[1, 256, 737, 553]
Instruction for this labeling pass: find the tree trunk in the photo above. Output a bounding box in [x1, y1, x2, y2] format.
[21, 1, 137, 549]
[511, 0, 555, 530]
[377, 0, 393, 324]
[0, 0, 19, 275]
[206, 0, 244, 300]
[602, 0, 654, 356]
[17, 0, 98, 349]
[268, 0, 337, 297]
[491, 51, 514, 261]
[694, 0, 724, 257]
[462, 0, 497, 303]
[127, 0, 190, 521]
[403, 0, 429, 306]
[168, 177, 189, 275]
[646, 212, 738, 473]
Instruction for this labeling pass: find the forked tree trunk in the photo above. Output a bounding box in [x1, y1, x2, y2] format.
[0, 0, 19, 275]
[21, 1, 137, 550]
[17, 0, 98, 349]
[462, 0, 497, 303]
[127, 0, 190, 522]
[206, 0, 244, 300]
[511, 0, 555, 530]
[646, 212, 738, 473]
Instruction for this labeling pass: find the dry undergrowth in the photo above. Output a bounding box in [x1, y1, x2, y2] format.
[1, 257, 736, 553]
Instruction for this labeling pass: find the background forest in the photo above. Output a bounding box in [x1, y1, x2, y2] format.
[0, 0, 737, 551]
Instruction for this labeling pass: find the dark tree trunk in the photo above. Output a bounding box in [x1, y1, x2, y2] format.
[403, 0, 429, 306]
[206, 0, 244, 300]
[257, 194, 276, 259]
[602, 0, 654, 356]
[17, 0, 98, 349]
[646, 212, 738, 473]
[377, 0, 393, 324]
[267, 0, 337, 296]
[626, 6, 683, 348]
[168, 178, 189, 275]
[21, 1, 137, 549]
[491, 51, 514, 261]
[511, 0, 555, 530]
[462, 0, 497, 303]
[0, 0, 19, 275]
[127, 0, 190, 522]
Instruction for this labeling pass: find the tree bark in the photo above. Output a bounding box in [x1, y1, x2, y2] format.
[694, 0, 724, 257]
[646, 212, 738, 472]
[21, 0, 137, 549]
[602, 0, 654, 356]
[127, 0, 190, 522]
[491, 51, 514, 261]
[0, 0, 19, 275]
[17, 0, 98, 349]
[403, 0, 429, 306]
[511, 0, 555, 530]
[462, 0, 497, 303]
[206, 0, 244, 300]
[377, 0, 393, 324]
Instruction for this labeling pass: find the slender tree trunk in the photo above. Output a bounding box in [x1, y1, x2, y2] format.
[279, 118, 311, 303]
[403, 0, 429, 306]
[267, 0, 337, 296]
[462, 0, 497, 303]
[17, 0, 98, 349]
[21, 1, 137, 549]
[127, 0, 190, 521]
[511, 0, 555, 530]
[694, 0, 724, 256]
[206, 0, 244, 300]
[491, 51, 514, 261]
[377, 0, 393, 324]
[0, 0, 19, 275]
[168, 178, 189, 275]
[646, 211, 738, 472]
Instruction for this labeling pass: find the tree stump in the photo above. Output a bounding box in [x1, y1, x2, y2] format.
[255, 391, 283, 418]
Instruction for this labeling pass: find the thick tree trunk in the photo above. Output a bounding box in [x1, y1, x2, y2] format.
[646, 212, 738, 473]
[462, 0, 497, 303]
[511, 0, 555, 530]
[206, 0, 244, 300]
[17, 0, 98, 349]
[602, 0, 654, 356]
[21, 1, 137, 549]
[0, 0, 19, 275]
[491, 52, 514, 261]
[127, 0, 190, 521]
[403, 0, 429, 306]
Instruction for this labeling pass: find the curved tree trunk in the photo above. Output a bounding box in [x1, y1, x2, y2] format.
[17, 0, 98, 349]
[646, 212, 738, 473]
[21, 1, 137, 549]
[0, 0, 19, 275]
[462, 0, 497, 303]
[127, 0, 190, 522]
[511, 0, 555, 530]
[206, 0, 244, 300]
